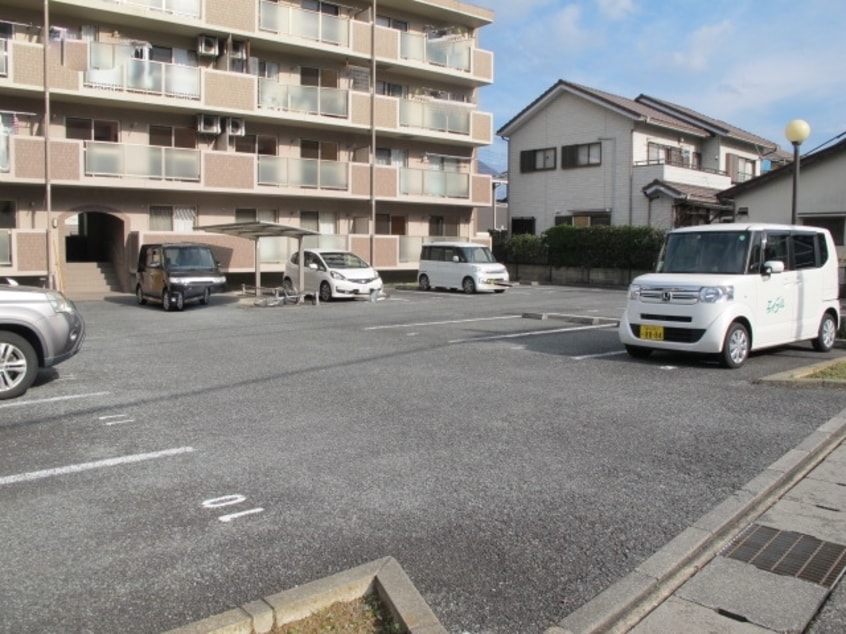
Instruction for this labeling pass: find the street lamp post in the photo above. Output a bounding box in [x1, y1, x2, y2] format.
[784, 119, 810, 225]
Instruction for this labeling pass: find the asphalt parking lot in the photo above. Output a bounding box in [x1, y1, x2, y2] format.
[2, 284, 846, 634]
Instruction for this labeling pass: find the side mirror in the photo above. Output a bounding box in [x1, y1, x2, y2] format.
[452, 255, 460, 263]
[763, 260, 785, 275]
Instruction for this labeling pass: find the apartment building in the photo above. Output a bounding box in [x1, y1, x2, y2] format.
[498, 80, 786, 234]
[0, 0, 494, 294]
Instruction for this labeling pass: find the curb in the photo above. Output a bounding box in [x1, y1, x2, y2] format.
[161, 557, 445, 634]
[549, 406, 846, 634]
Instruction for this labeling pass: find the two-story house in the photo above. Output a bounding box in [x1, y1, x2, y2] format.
[497, 80, 785, 234]
[0, 0, 495, 295]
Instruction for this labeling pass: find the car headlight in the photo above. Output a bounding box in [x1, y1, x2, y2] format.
[699, 285, 734, 303]
[628, 284, 642, 300]
[330, 271, 346, 281]
[47, 291, 75, 314]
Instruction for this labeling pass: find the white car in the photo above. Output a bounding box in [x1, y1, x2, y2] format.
[284, 249, 383, 302]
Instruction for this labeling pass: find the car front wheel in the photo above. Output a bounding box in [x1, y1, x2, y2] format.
[0, 331, 38, 400]
[720, 322, 749, 368]
[418, 274, 431, 291]
[812, 312, 838, 352]
[319, 281, 332, 303]
[135, 285, 147, 305]
[462, 277, 476, 294]
[200, 287, 210, 306]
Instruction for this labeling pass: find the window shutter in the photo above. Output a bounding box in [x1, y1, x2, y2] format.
[726, 153, 739, 181]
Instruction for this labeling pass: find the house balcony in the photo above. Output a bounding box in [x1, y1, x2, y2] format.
[0, 39, 7, 77]
[84, 58, 201, 100]
[258, 0, 349, 47]
[2, 135, 492, 206]
[632, 159, 733, 191]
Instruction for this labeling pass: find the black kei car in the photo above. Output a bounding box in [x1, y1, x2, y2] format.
[135, 243, 227, 311]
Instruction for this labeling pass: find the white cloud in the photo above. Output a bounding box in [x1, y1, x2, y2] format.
[670, 20, 732, 71]
[596, 0, 635, 20]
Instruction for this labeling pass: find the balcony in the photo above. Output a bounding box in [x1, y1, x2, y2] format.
[86, 141, 200, 181]
[258, 1, 349, 47]
[633, 159, 732, 191]
[0, 229, 10, 265]
[258, 79, 348, 118]
[258, 156, 349, 190]
[0, 39, 7, 77]
[401, 32, 472, 73]
[102, 0, 201, 19]
[400, 99, 471, 136]
[400, 167, 469, 199]
[85, 53, 201, 101]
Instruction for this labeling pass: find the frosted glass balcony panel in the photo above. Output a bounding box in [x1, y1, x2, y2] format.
[292, 10, 320, 41]
[127, 59, 163, 93]
[0, 230, 10, 265]
[320, 161, 348, 189]
[124, 145, 162, 178]
[165, 148, 200, 180]
[258, 156, 288, 186]
[445, 172, 469, 198]
[86, 142, 124, 176]
[165, 65, 200, 98]
[320, 88, 348, 117]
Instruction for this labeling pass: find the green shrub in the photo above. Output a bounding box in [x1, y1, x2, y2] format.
[506, 233, 547, 264]
[537, 225, 664, 270]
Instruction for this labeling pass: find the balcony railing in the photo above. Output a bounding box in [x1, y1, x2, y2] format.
[259, 1, 349, 47]
[633, 158, 726, 176]
[0, 128, 8, 173]
[84, 58, 201, 100]
[258, 79, 348, 118]
[0, 229, 10, 265]
[258, 156, 349, 190]
[105, 0, 201, 19]
[401, 32, 472, 72]
[85, 141, 200, 181]
[400, 100, 471, 135]
[400, 168, 469, 198]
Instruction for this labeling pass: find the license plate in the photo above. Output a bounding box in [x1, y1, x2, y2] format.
[640, 325, 664, 341]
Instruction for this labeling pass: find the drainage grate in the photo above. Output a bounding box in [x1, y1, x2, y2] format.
[723, 524, 846, 587]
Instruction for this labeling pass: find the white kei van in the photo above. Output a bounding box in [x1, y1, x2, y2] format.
[619, 223, 840, 368]
[418, 242, 510, 294]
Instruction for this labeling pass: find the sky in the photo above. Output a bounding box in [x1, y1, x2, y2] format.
[471, 0, 846, 173]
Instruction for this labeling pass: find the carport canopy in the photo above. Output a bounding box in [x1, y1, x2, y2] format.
[199, 221, 319, 297]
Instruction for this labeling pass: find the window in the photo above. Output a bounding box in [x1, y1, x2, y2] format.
[302, 0, 340, 15]
[511, 217, 536, 235]
[65, 117, 118, 142]
[429, 215, 444, 236]
[236, 208, 277, 223]
[300, 210, 319, 232]
[376, 148, 407, 167]
[519, 148, 555, 173]
[300, 66, 338, 89]
[235, 135, 277, 155]
[727, 153, 756, 183]
[376, 15, 408, 31]
[300, 139, 337, 161]
[149, 205, 195, 231]
[0, 200, 14, 228]
[793, 233, 817, 270]
[376, 81, 404, 98]
[561, 142, 601, 168]
[150, 125, 196, 149]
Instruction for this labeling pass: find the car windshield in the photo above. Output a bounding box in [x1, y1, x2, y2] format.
[657, 231, 750, 274]
[164, 247, 216, 271]
[464, 247, 496, 263]
[320, 252, 370, 269]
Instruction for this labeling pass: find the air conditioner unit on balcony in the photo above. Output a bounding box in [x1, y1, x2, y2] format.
[197, 35, 219, 57]
[196, 114, 221, 135]
[225, 117, 246, 136]
[230, 40, 248, 59]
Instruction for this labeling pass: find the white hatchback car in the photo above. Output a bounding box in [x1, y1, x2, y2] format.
[284, 249, 383, 302]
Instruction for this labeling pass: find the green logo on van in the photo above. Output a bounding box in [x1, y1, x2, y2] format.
[766, 297, 786, 314]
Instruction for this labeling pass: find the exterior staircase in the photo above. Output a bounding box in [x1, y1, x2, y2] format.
[61, 262, 124, 300]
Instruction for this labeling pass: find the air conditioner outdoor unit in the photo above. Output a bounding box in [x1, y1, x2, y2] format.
[197, 35, 219, 56]
[226, 117, 246, 136]
[196, 114, 221, 134]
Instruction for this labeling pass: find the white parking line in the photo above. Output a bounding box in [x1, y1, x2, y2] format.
[448, 322, 616, 344]
[571, 350, 628, 360]
[0, 446, 195, 486]
[0, 391, 111, 409]
[364, 315, 521, 331]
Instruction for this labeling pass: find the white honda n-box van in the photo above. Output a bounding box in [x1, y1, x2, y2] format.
[619, 223, 840, 368]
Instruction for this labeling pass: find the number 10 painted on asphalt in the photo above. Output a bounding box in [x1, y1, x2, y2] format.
[202, 494, 264, 522]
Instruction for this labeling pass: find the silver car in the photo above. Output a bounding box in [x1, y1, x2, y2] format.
[0, 284, 86, 399]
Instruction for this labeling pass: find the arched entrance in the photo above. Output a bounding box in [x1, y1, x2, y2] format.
[61, 210, 128, 295]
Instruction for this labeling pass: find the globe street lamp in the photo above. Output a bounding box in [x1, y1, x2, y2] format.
[784, 119, 811, 225]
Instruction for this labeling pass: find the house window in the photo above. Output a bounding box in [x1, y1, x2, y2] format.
[236, 208, 277, 223]
[375, 147, 406, 167]
[0, 200, 14, 229]
[150, 205, 195, 231]
[726, 153, 756, 183]
[300, 139, 338, 161]
[376, 81, 404, 98]
[561, 142, 601, 168]
[302, 0, 340, 15]
[301, 66, 338, 89]
[429, 215, 444, 236]
[519, 148, 555, 172]
[300, 210, 319, 232]
[511, 217, 536, 235]
[376, 15, 408, 31]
